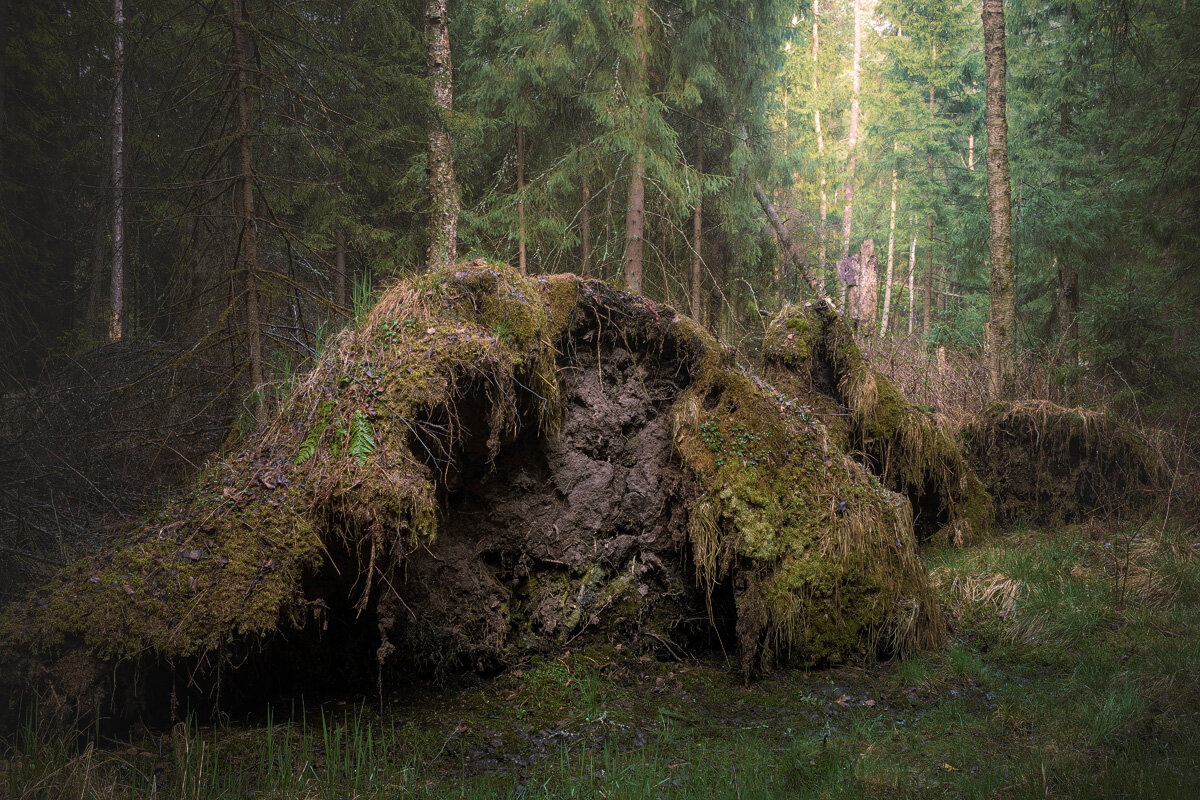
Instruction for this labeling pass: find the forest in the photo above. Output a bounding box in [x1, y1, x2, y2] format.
[1, 0, 1198, 797]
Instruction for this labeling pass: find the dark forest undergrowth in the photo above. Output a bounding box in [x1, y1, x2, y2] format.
[4, 519, 1199, 799]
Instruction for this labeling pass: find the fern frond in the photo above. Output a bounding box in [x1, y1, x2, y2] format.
[349, 410, 375, 466]
[295, 401, 334, 465]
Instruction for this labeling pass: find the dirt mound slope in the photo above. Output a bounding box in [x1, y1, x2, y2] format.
[762, 303, 992, 546]
[1, 262, 942, 726]
[961, 400, 1169, 525]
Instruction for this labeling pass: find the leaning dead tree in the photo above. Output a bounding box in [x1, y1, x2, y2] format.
[754, 183, 992, 546]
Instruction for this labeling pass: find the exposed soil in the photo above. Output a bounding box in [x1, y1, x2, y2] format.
[961, 400, 1168, 525]
[391, 335, 719, 676]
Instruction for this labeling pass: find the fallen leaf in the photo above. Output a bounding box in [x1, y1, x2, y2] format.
[864, 699, 876, 707]
[835, 694, 850, 707]
[943, 763, 958, 772]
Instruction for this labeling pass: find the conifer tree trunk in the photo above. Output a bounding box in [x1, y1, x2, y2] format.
[334, 227, 346, 308]
[691, 127, 703, 323]
[907, 230, 917, 335]
[840, 0, 862, 264]
[923, 44, 937, 343]
[232, 0, 263, 415]
[813, 0, 829, 290]
[1053, 258, 1078, 366]
[517, 126, 526, 274]
[109, 0, 126, 342]
[0, 0, 8, 182]
[881, 141, 898, 334]
[983, 0, 1015, 397]
[581, 177, 591, 276]
[425, 0, 458, 267]
[622, 0, 648, 295]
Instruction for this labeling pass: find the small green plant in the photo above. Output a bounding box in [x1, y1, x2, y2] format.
[698, 419, 770, 469]
[348, 410, 375, 466]
[352, 271, 376, 327]
[296, 400, 335, 464]
[493, 318, 514, 344]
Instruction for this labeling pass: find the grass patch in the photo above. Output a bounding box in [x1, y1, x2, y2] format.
[4, 522, 1199, 798]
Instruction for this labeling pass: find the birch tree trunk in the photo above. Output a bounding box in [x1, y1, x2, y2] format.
[881, 141, 898, 334]
[232, 0, 263, 415]
[109, 0, 126, 342]
[983, 0, 1015, 397]
[425, 0, 458, 268]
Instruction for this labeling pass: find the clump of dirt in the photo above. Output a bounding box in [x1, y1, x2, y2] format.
[960, 400, 1169, 525]
[1, 262, 942, 728]
[762, 303, 992, 546]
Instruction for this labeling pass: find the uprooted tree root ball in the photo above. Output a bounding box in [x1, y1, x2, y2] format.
[961, 400, 1169, 525]
[762, 304, 993, 547]
[0, 262, 943, 727]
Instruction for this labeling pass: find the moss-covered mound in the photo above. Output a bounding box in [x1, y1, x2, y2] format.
[762, 303, 992, 546]
[961, 400, 1168, 525]
[1, 262, 942, 725]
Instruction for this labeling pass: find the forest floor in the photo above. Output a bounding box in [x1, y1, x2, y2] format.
[3, 520, 1199, 799]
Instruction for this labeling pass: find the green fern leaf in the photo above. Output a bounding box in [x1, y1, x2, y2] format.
[295, 401, 334, 465]
[348, 410, 375, 466]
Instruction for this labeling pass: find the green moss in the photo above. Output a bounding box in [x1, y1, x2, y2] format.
[762, 304, 819, 370]
[673, 356, 942, 671]
[764, 305, 994, 547]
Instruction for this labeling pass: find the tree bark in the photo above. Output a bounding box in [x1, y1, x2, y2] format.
[691, 127, 703, 324]
[840, 0, 862, 264]
[334, 226, 346, 308]
[1053, 258, 1078, 366]
[0, 0, 8, 183]
[109, 0, 126, 342]
[881, 141, 898, 334]
[907, 231, 917, 335]
[581, 176, 591, 277]
[232, 0, 264, 416]
[622, 0, 648, 295]
[813, 0, 829, 291]
[923, 213, 934, 341]
[425, 0, 458, 268]
[753, 182, 828, 305]
[983, 0, 1015, 397]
